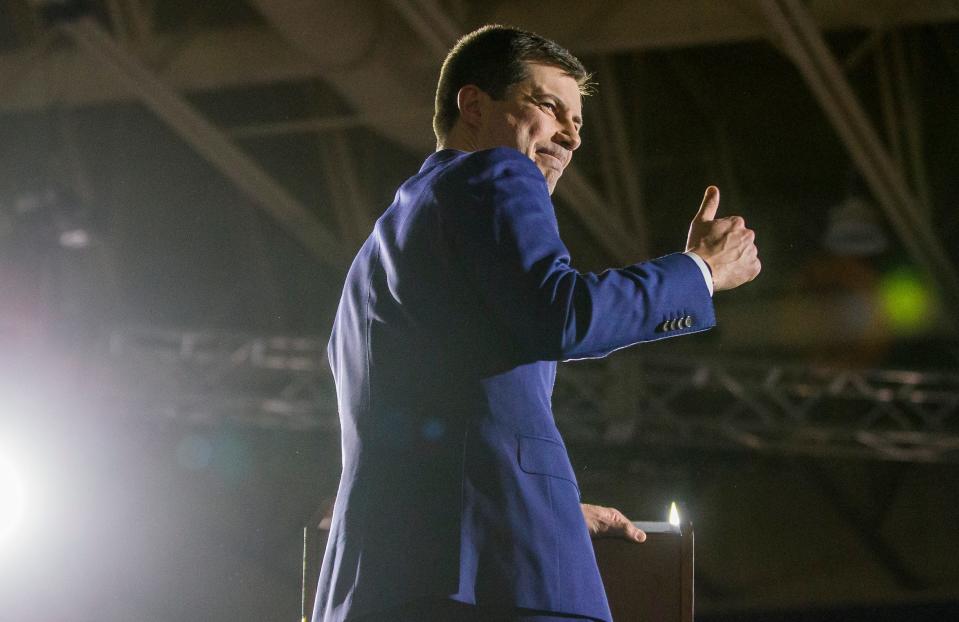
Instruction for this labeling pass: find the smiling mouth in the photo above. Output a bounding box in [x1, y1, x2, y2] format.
[536, 151, 566, 170]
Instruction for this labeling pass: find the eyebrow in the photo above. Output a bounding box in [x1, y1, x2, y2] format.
[531, 87, 583, 128]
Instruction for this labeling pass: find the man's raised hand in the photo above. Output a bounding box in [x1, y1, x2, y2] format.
[685, 186, 761, 292]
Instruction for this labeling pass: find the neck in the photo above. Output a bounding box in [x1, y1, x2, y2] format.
[438, 123, 481, 153]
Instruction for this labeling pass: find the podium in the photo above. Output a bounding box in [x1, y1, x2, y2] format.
[592, 521, 694, 622]
[302, 519, 694, 622]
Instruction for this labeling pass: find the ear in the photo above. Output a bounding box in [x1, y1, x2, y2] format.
[456, 85, 487, 129]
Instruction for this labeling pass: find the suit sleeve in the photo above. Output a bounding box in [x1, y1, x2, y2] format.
[438, 148, 715, 362]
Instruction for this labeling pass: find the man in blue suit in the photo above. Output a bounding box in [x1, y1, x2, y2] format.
[314, 25, 760, 622]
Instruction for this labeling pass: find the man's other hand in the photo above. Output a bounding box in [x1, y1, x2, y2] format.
[581, 503, 646, 543]
[685, 186, 761, 292]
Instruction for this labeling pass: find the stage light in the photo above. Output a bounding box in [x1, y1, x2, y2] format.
[0, 451, 26, 544]
[668, 501, 680, 527]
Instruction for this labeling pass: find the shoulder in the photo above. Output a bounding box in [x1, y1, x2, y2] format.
[434, 148, 555, 235]
[439, 147, 545, 189]
[464, 146, 539, 170]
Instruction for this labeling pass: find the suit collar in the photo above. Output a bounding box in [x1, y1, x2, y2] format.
[420, 149, 464, 173]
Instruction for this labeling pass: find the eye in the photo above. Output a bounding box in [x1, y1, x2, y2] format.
[538, 100, 557, 113]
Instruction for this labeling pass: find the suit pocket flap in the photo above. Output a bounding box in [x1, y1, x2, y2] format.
[518, 434, 579, 491]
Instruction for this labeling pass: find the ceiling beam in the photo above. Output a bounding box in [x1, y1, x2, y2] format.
[0, 26, 320, 112]
[3, 0, 956, 112]
[319, 132, 373, 250]
[104, 0, 132, 45]
[385, 0, 458, 59]
[481, 0, 959, 54]
[61, 18, 349, 271]
[124, 0, 154, 45]
[247, 0, 436, 153]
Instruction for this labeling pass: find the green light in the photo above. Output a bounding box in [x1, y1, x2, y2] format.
[879, 267, 931, 332]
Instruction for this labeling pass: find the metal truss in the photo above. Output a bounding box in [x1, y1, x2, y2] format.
[105, 327, 337, 431]
[554, 354, 959, 463]
[106, 327, 959, 463]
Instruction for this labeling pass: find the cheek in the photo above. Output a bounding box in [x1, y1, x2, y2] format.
[512, 110, 544, 137]
[490, 115, 521, 148]
[523, 115, 550, 142]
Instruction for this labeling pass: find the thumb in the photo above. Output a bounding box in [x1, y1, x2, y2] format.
[694, 186, 720, 222]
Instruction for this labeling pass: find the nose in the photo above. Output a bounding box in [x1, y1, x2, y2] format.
[555, 118, 581, 152]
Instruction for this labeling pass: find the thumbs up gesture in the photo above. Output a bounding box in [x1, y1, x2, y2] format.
[685, 186, 761, 292]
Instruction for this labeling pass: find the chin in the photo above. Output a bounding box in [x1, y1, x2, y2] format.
[535, 166, 559, 190]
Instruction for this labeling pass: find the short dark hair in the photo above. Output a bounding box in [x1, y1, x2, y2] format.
[432, 25, 593, 144]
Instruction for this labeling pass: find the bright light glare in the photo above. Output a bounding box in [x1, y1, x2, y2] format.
[0, 452, 26, 543]
[668, 501, 680, 527]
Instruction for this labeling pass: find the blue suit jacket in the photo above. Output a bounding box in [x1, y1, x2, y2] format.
[313, 147, 715, 622]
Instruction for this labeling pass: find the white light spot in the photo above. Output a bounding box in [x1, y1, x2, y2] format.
[668, 501, 680, 527]
[59, 229, 91, 249]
